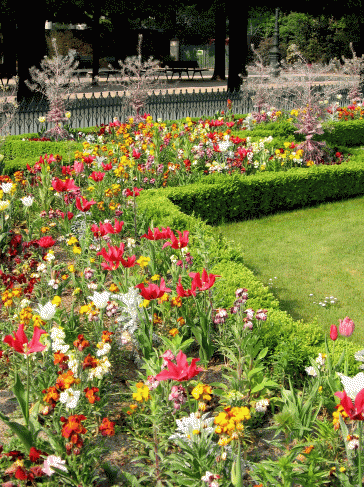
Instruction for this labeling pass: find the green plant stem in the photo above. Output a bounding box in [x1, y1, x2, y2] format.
[26, 354, 30, 428]
[359, 421, 363, 487]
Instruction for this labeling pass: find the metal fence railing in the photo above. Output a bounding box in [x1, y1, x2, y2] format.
[0, 84, 355, 136]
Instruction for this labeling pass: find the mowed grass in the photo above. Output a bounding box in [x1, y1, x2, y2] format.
[217, 195, 364, 345]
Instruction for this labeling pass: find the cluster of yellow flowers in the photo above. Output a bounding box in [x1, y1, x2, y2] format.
[214, 405, 251, 445]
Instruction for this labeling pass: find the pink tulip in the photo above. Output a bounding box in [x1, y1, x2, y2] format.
[73, 161, 84, 174]
[339, 317, 355, 337]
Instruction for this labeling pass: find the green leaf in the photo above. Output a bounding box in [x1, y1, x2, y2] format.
[12, 372, 28, 425]
[0, 411, 33, 452]
[250, 383, 266, 394]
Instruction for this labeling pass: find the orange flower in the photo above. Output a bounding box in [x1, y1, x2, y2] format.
[84, 386, 100, 404]
[43, 386, 60, 404]
[169, 328, 179, 337]
[171, 296, 182, 307]
[99, 417, 115, 436]
[101, 330, 113, 343]
[54, 352, 69, 366]
[56, 370, 77, 391]
[82, 354, 99, 370]
[61, 414, 87, 447]
[73, 334, 90, 351]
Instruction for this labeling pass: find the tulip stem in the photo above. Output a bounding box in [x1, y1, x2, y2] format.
[26, 354, 30, 428]
[359, 421, 363, 487]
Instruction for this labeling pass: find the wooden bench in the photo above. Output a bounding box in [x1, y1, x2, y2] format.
[162, 61, 208, 80]
[0, 66, 17, 88]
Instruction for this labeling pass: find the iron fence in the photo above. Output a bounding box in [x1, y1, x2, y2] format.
[0, 84, 355, 136]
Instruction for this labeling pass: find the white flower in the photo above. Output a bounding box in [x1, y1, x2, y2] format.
[37, 301, 57, 320]
[0, 200, 10, 211]
[37, 263, 47, 272]
[170, 255, 178, 264]
[127, 238, 136, 248]
[38, 116, 46, 123]
[96, 342, 111, 357]
[20, 298, 30, 309]
[316, 353, 326, 367]
[255, 399, 269, 413]
[68, 353, 79, 376]
[305, 366, 317, 377]
[169, 412, 215, 445]
[44, 252, 55, 262]
[21, 195, 34, 207]
[88, 291, 110, 309]
[59, 388, 80, 409]
[337, 94, 342, 100]
[50, 326, 66, 341]
[42, 455, 68, 476]
[337, 372, 364, 400]
[51, 340, 70, 354]
[1, 182, 13, 194]
[347, 438, 359, 450]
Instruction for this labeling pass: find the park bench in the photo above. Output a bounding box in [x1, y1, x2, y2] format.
[162, 61, 208, 80]
[0, 66, 17, 88]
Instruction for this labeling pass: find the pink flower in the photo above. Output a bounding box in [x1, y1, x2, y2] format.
[135, 278, 172, 300]
[73, 161, 84, 174]
[330, 324, 338, 341]
[161, 349, 175, 368]
[155, 350, 203, 382]
[339, 317, 355, 337]
[168, 384, 187, 410]
[3, 323, 46, 355]
[90, 171, 105, 182]
[42, 455, 68, 476]
[335, 389, 364, 420]
[188, 269, 221, 292]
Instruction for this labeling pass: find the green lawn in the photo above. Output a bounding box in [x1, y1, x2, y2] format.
[217, 195, 364, 344]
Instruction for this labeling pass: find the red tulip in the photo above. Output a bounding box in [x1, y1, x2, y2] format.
[101, 162, 113, 171]
[135, 277, 172, 300]
[75, 196, 97, 212]
[330, 324, 338, 341]
[3, 323, 46, 355]
[90, 171, 105, 182]
[176, 276, 197, 297]
[51, 178, 79, 192]
[155, 350, 203, 382]
[162, 230, 189, 250]
[140, 227, 171, 241]
[189, 269, 221, 292]
[335, 389, 364, 420]
[97, 242, 125, 263]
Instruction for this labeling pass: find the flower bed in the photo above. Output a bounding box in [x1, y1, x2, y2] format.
[0, 109, 364, 486]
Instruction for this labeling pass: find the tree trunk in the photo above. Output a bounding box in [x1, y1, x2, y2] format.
[211, 0, 226, 81]
[92, 3, 101, 85]
[227, 3, 248, 91]
[16, 3, 47, 105]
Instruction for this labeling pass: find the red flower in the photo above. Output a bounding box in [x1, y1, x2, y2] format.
[61, 415, 87, 447]
[92, 219, 124, 237]
[29, 446, 42, 462]
[90, 171, 106, 182]
[51, 178, 79, 192]
[38, 236, 56, 248]
[124, 187, 143, 197]
[140, 227, 171, 240]
[60, 211, 74, 220]
[176, 276, 197, 297]
[188, 269, 221, 292]
[101, 162, 113, 171]
[99, 417, 115, 436]
[135, 277, 172, 300]
[335, 389, 364, 420]
[3, 323, 46, 355]
[162, 230, 189, 250]
[73, 334, 90, 351]
[155, 350, 203, 381]
[330, 324, 338, 341]
[75, 196, 97, 212]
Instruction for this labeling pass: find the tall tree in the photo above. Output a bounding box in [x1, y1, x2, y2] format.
[211, 0, 226, 81]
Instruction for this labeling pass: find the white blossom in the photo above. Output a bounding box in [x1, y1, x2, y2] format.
[59, 388, 80, 409]
[37, 302, 57, 320]
[88, 291, 110, 309]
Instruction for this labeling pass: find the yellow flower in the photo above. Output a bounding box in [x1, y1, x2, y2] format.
[79, 303, 92, 314]
[65, 112, 71, 119]
[109, 283, 119, 292]
[72, 288, 81, 295]
[41, 226, 50, 233]
[137, 256, 150, 268]
[139, 299, 150, 308]
[151, 274, 160, 281]
[132, 382, 150, 403]
[306, 160, 315, 167]
[52, 296, 62, 307]
[340, 467, 346, 473]
[73, 246, 82, 254]
[87, 186, 95, 192]
[169, 328, 179, 337]
[89, 258, 95, 263]
[68, 264, 75, 273]
[97, 202, 105, 211]
[191, 383, 212, 401]
[67, 237, 78, 246]
[62, 274, 68, 280]
[0, 200, 10, 212]
[284, 142, 290, 148]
